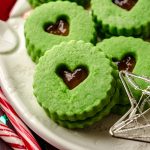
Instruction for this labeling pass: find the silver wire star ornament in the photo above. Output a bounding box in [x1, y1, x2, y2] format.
[109, 71, 150, 143]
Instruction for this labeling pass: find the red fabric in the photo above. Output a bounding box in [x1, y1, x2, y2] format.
[0, 0, 17, 21]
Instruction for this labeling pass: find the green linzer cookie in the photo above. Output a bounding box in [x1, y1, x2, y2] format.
[28, 0, 90, 8]
[34, 40, 117, 128]
[91, 0, 150, 38]
[97, 36, 150, 106]
[25, 1, 96, 63]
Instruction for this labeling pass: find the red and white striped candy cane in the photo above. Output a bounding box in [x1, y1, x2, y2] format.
[0, 120, 27, 150]
[0, 89, 41, 150]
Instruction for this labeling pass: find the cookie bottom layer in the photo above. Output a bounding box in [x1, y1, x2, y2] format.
[111, 104, 130, 115]
[49, 89, 119, 129]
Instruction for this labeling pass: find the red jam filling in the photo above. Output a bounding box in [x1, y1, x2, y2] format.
[115, 55, 136, 72]
[45, 19, 69, 36]
[112, 0, 138, 11]
[59, 67, 88, 90]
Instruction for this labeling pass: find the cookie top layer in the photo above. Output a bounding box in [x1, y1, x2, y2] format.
[34, 40, 115, 121]
[25, 1, 95, 62]
[97, 36, 150, 103]
[91, 0, 150, 37]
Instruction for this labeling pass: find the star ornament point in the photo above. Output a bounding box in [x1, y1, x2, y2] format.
[110, 71, 150, 143]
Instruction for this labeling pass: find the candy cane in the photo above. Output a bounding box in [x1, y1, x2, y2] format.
[0, 120, 27, 150]
[0, 89, 41, 150]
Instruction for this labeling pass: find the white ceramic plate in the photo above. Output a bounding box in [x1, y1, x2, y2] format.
[0, 17, 150, 150]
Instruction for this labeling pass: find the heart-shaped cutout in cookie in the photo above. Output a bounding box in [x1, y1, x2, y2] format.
[113, 55, 136, 72]
[45, 19, 69, 36]
[112, 0, 138, 11]
[58, 66, 88, 90]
